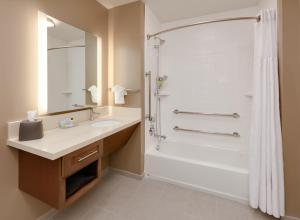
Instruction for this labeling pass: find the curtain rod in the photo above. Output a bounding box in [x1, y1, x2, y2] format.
[48, 45, 85, 51]
[147, 15, 261, 40]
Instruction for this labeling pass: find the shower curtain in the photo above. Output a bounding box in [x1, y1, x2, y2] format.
[249, 9, 284, 218]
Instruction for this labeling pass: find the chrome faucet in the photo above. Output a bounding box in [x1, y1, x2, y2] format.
[90, 107, 101, 121]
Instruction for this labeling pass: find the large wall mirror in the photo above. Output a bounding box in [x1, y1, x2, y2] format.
[38, 12, 102, 114]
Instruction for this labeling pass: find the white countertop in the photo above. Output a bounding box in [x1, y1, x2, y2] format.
[7, 107, 141, 160]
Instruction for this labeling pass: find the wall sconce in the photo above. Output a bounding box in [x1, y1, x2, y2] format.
[97, 37, 103, 106]
[38, 11, 48, 114]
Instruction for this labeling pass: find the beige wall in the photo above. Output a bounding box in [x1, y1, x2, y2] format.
[108, 1, 145, 174]
[108, 1, 145, 108]
[278, 0, 300, 218]
[0, 0, 108, 219]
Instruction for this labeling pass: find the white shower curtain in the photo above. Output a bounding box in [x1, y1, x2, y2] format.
[249, 9, 285, 218]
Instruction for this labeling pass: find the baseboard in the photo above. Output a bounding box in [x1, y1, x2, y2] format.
[36, 209, 58, 220]
[283, 216, 300, 220]
[110, 167, 144, 180]
[103, 167, 110, 177]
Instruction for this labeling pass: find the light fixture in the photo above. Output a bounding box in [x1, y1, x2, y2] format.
[97, 37, 103, 106]
[38, 11, 48, 114]
[46, 18, 55, 28]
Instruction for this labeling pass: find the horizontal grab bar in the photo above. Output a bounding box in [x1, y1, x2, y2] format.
[173, 126, 240, 137]
[173, 109, 240, 119]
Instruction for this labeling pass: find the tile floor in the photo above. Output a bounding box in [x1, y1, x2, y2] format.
[52, 172, 276, 220]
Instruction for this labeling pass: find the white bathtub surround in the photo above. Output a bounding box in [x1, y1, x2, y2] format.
[7, 106, 141, 160]
[145, 6, 259, 204]
[145, 141, 248, 203]
[249, 9, 284, 218]
[153, 6, 259, 151]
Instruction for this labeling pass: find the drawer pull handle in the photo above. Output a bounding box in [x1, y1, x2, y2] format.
[77, 150, 98, 162]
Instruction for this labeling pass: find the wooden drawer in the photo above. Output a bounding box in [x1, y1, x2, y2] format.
[62, 140, 103, 177]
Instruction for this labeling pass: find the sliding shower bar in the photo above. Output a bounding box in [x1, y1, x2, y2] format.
[173, 126, 240, 137]
[173, 109, 240, 119]
[145, 71, 153, 121]
[147, 16, 261, 40]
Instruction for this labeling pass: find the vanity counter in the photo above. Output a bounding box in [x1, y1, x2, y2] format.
[7, 107, 141, 160]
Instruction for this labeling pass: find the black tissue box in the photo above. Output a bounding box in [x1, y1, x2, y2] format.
[19, 120, 44, 141]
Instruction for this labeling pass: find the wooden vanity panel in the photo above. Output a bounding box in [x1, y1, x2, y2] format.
[17, 125, 138, 210]
[103, 124, 138, 157]
[62, 140, 103, 178]
[19, 140, 103, 209]
[19, 151, 64, 209]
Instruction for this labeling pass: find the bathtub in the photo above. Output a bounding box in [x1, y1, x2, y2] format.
[145, 141, 249, 203]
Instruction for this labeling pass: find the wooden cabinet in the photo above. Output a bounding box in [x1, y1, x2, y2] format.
[62, 141, 102, 178]
[19, 140, 103, 209]
[17, 124, 139, 209]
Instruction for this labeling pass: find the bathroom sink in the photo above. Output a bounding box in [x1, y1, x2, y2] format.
[91, 119, 121, 128]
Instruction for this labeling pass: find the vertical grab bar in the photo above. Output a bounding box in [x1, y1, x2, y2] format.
[145, 71, 153, 121]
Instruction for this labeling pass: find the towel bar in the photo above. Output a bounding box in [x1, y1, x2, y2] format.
[108, 88, 140, 94]
[173, 126, 240, 137]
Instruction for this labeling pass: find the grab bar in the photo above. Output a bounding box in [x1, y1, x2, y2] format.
[173, 126, 240, 137]
[173, 109, 240, 119]
[145, 71, 153, 121]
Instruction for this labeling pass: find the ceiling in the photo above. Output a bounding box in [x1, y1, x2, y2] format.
[146, 0, 260, 22]
[96, 0, 260, 22]
[96, 0, 138, 9]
